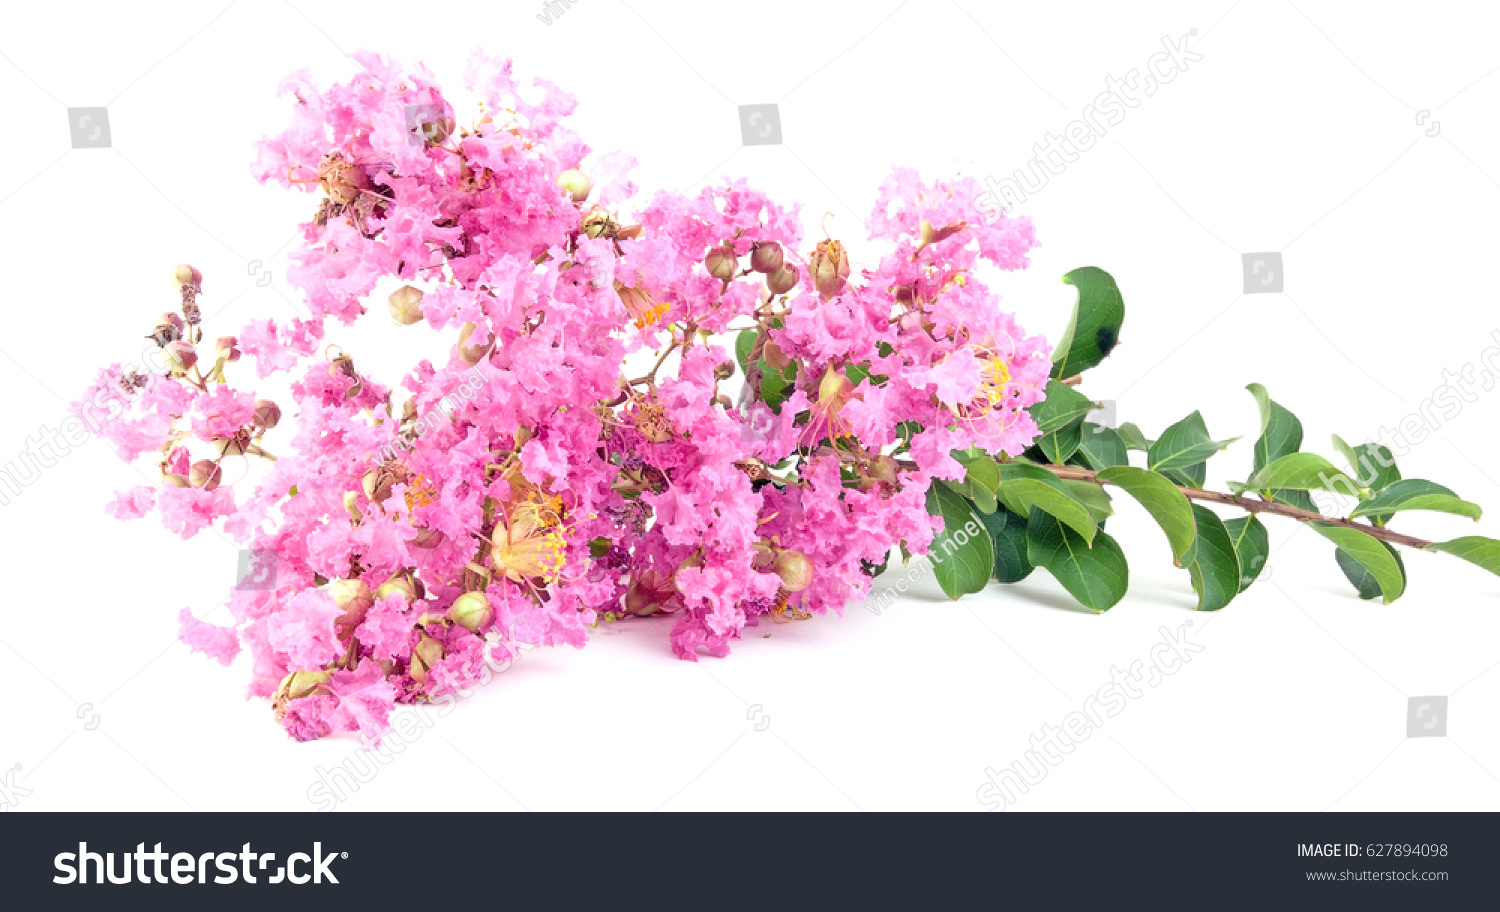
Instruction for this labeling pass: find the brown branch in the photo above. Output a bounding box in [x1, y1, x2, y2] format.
[1037, 463, 1434, 550]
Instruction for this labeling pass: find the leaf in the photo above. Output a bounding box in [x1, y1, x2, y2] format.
[734, 329, 797, 412]
[925, 483, 995, 599]
[1063, 480, 1114, 523]
[1423, 536, 1500, 580]
[1025, 508, 1129, 612]
[1187, 505, 1241, 611]
[1038, 419, 1084, 464]
[1117, 422, 1154, 452]
[1148, 411, 1238, 473]
[1335, 544, 1404, 601]
[1051, 266, 1125, 379]
[1160, 461, 1206, 489]
[1245, 453, 1358, 493]
[1097, 466, 1196, 566]
[1076, 423, 1129, 470]
[1331, 434, 1400, 492]
[995, 464, 1098, 544]
[1307, 523, 1406, 603]
[1027, 380, 1095, 434]
[1349, 479, 1482, 522]
[977, 505, 1034, 583]
[1223, 516, 1270, 592]
[1246, 383, 1304, 473]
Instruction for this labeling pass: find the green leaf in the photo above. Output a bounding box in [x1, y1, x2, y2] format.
[1423, 536, 1500, 580]
[1307, 523, 1406, 603]
[995, 464, 1098, 544]
[1331, 434, 1400, 492]
[1076, 423, 1129, 470]
[925, 483, 995, 599]
[1246, 383, 1304, 473]
[1223, 516, 1270, 592]
[1349, 479, 1482, 522]
[1187, 505, 1242, 611]
[1051, 267, 1125, 379]
[1025, 508, 1129, 612]
[1335, 544, 1404, 601]
[1117, 422, 1153, 452]
[1245, 453, 1358, 493]
[1063, 480, 1114, 523]
[977, 505, 1034, 583]
[1097, 467, 1197, 566]
[1148, 411, 1238, 473]
[734, 329, 797, 412]
[1160, 461, 1206, 489]
[1038, 419, 1084, 464]
[1028, 380, 1095, 434]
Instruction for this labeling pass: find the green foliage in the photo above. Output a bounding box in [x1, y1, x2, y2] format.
[1025, 508, 1129, 612]
[1051, 267, 1125, 379]
[925, 483, 993, 599]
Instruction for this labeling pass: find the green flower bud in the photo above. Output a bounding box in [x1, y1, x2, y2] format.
[328, 578, 374, 632]
[556, 168, 591, 203]
[448, 591, 493, 632]
[774, 548, 814, 592]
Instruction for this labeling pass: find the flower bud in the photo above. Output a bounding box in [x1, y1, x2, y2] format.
[374, 574, 418, 603]
[809, 239, 849, 301]
[157, 312, 185, 332]
[172, 264, 202, 289]
[765, 261, 799, 296]
[556, 168, 591, 203]
[412, 526, 444, 549]
[409, 634, 444, 684]
[247, 399, 280, 431]
[277, 670, 330, 702]
[189, 459, 222, 490]
[704, 243, 738, 283]
[388, 285, 425, 326]
[216, 436, 247, 457]
[163, 473, 191, 488]
[763, 339, 791, 370]
[163, 340, 197, 373]
[328, 578, 374, 631]
[457, 322, 494, 366]
[448, 591, 493, 632]
[362, 468, 393, 505]
[713, 360, 735, 381]
[774, 548, 814, 592]
[750, 241, 784, 274]
[344, 490, 363, 524]
[215, 336, 241, 362]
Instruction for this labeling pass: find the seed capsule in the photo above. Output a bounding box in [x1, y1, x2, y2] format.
[809, 239, 849, 301]
[253, 399, 282, 430]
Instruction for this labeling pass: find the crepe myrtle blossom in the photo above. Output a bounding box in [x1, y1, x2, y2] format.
[79, 51, 1049, 741]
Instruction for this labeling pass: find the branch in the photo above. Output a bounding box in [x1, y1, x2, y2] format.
[1037, 463, 1434, 550]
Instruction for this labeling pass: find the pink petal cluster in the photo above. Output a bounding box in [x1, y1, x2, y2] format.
[83, 52, 1050, 741]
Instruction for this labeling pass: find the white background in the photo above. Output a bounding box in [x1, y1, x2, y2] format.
[3, 0, 1499, 811]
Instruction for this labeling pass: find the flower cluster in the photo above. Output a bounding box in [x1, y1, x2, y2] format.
[81, 51, 1050, 741]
